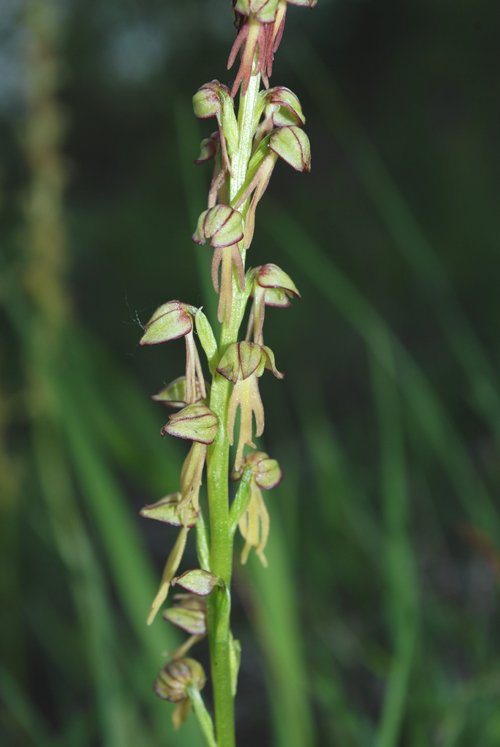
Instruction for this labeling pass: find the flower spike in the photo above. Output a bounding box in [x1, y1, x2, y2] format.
[229, 0, 317, 96]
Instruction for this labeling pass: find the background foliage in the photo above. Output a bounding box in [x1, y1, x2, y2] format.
[1, 0, 500, 745]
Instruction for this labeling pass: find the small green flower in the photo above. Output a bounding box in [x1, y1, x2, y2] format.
[217, 342, 283, 470]
[232, 451, 283, 566]
[246, 263, 300, 344]
[140, 301, 206, 406]
[192, 205, 245, 323]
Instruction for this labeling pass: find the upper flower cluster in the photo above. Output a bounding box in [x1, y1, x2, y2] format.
[229, 0, 317, 97]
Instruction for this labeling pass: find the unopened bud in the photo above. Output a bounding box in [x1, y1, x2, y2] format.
[192, 205, 244, 249]
[262, 86, 305, 127]
[217, 342, 265, 383]
[192, 81, 229, 119]
[154, 658, 206, 702]
[194, 132, 219, 164]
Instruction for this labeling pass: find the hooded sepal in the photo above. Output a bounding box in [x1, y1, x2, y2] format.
[152, 376, 208, 409]
[171, 569, 224, 596]
[140, 301, 197, 346]
[140, 493, 198, 528]
[162, 403, 218, 444]
[163, 594, 207, 636]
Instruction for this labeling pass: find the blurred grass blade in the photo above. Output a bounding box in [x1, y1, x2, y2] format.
[370, 342, 418, 747]
[245, 501, 315, 747]
[0, 667, 54, 747]
[262, 203, 500, 541]
[32, 416, 129, 747]
[288, 37, 500, 440]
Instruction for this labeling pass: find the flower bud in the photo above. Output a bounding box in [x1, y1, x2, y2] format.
[163, 594, 207, 636]
[234, 0, 280, 23]
[152, 376, 208, 408]
[154, 658, 206, 702]
[162, 403, 218, 444]
[140, 493, 198, 528]
[194, 132, 219, 164]
[192, 205, 244, 249]
[262, 86, 305, 127]
[217, 341, 265, 383]
[270, 125, 311, 172]
[140, 301, 197, 346]
[192, 81, 230, 119]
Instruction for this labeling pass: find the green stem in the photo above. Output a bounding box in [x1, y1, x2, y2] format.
[189, 687, 218, 747]
[206, 70, 261, 747]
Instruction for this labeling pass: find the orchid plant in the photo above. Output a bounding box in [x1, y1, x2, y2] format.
[139, 2, 316, 745]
